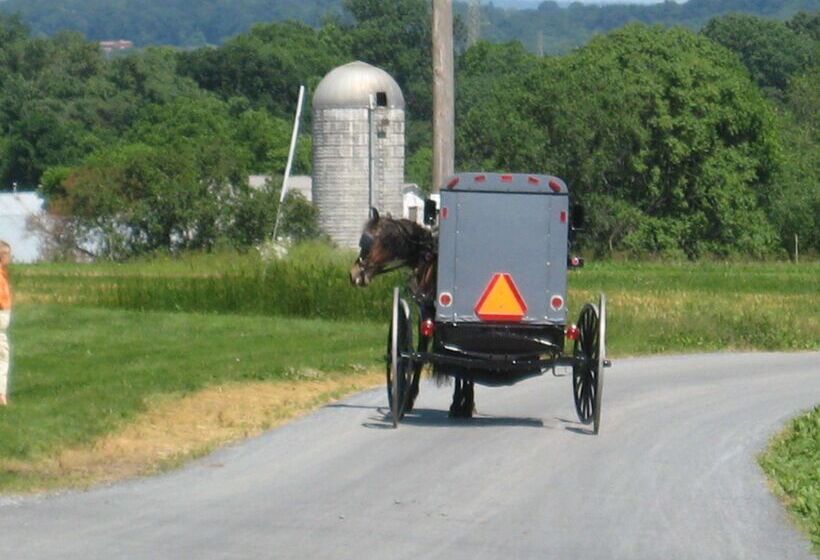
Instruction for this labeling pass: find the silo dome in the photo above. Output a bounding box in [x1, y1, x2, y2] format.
[312, 61, 406, 248]
[313, 61, 405, 110]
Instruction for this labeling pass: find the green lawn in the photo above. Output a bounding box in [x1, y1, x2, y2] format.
[0, 304, 384, 467]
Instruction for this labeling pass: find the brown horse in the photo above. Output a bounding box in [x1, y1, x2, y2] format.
[349, 209, 475, 417]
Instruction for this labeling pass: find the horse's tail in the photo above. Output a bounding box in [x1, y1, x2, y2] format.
[430, 368, 451, 387]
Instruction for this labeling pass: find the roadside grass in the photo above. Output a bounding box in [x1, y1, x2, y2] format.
[759, 407, 820, 554]
[0, 304, 384, 493]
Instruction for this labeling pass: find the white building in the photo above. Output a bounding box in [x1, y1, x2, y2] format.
[249, 175, 313, 202]
[0, 192, 46, 263]
[402, 183, 427, 224]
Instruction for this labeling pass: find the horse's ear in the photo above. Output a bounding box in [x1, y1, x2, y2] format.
[370, 207, 379, 222]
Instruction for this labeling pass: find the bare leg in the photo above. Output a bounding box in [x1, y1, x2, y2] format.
[0, 311, 9, 406]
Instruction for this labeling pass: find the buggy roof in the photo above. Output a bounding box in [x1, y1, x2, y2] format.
[443, 173, 568, 194]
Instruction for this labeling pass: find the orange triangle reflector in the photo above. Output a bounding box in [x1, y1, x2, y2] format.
[475, 273, 527, 322]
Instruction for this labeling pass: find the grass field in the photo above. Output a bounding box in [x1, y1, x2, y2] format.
[14, 248, 820, 351]
[759, 407, 820, 553]
[1, 248, 818, 493]
[0, 305, 384, 492]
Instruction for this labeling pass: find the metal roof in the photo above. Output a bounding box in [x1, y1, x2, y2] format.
[313, 61, 405, 110]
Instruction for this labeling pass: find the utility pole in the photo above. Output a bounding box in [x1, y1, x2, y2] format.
[432, 0, 455, 193]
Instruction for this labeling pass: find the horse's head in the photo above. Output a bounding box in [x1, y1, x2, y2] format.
[349, 208, 432, 287]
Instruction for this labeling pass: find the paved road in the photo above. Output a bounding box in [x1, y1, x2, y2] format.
[1, 353, 818, 559]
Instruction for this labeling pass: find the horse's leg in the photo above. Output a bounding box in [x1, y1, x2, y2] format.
[405, 334, 428, 412]
[464, 380, 475, 418]
[449, 378, 463, 417]
[449, 378, 475, 418]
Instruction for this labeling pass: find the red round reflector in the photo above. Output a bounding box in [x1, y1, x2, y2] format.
[550, 295, 564, 310]
[474, 174, 486, 183]
[446, 177, 460, 189]
[501, 175, 513, 183]
[549, 179, 562, 193]
[528, 176, 540, 185]
[420, 319, 435, 338]
[571, 256, 580, 267]
[560, 210, 567, 224]
[439, 292, 453, 307]
[440, 207, 448, 219]
[565, 324, 580, 340]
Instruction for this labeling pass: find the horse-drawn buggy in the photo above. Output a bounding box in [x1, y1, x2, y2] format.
[350, 172, 609, 433]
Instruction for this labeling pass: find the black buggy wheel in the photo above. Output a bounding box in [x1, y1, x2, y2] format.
[386, 287, 414, 427]
[572, 294, 606, 434]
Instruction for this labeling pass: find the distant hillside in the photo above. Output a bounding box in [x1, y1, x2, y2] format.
[0, 0, 343, 46]
[470, 0, 820, 53]
[0, 0, 816, 51]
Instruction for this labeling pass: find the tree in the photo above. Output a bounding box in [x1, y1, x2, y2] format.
[766, 68, 820, 254]
[458, 24, 781, 257]
[0, 29, 204, 188]
[177, 21, 348, 117]
[786, 11, 820, 41]
[702, 14, 816, 99]
[40, 94, 319, 258]
[343, 0, 436, 119]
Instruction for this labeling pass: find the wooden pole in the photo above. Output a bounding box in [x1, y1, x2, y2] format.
[432, 0, 455, 193]
[794, 234, 799, 264]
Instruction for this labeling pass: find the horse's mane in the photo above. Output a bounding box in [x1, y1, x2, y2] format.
[371, 216, 437, 301]
[375, 217, 434, 263]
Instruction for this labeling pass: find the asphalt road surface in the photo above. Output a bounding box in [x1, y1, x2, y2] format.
[1, 352, 818, 559]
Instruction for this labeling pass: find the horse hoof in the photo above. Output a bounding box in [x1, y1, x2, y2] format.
[448, 403, 473, 419]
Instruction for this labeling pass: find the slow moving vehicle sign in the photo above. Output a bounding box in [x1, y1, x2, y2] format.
[474, 273, 527, 322]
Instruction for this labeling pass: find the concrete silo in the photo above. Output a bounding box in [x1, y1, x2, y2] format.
[312, 61, 405, 247]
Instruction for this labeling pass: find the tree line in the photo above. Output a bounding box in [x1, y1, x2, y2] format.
[0, 0, 815, 51]
[0, 1, 817, 258]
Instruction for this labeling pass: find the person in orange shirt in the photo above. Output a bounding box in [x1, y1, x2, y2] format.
[0, 240, 11, 406]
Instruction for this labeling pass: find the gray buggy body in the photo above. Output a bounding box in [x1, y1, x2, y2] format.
[435, 172, 569, 325]
[430, 173, 571, 386]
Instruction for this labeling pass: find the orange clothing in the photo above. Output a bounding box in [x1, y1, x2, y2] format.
[0, 268, 11, 310]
